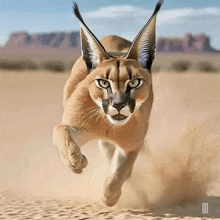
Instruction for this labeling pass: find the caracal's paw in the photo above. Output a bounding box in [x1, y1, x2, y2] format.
[102, 175, 122, 206]
[102, 189, 122, 207]
[61, 151, 88, 174]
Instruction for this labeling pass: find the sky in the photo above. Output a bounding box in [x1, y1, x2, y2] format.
[1, 0, 220, 49]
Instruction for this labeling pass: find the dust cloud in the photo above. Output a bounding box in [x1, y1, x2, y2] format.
[118, 122, 219, 209]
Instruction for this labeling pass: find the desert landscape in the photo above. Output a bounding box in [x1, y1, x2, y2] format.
[1, 51, 220, 219]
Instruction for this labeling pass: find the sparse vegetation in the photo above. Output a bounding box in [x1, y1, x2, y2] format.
[170, 60, 191, 72]
[0, 60, 38, 70]
[153, 53, 220, 73]
[42, 61, 65, 72]
[152, 64, 160, 73]
[0, 54, 76, 73]
[197, 61, 218, 73]
[0, 53, 220, 73]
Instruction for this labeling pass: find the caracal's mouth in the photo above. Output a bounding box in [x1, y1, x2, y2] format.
[111, 114, 128, 121]
[106, 113, 131, 125]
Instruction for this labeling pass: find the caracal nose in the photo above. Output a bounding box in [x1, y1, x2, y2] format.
[112, 101, 126, 112]
[112, 91, 127, 112]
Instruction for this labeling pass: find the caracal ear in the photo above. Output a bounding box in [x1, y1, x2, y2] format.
[73, 3, 110, 71]
[126, 0, 164, 72]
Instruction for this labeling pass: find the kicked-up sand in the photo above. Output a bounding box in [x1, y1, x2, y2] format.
[1, 70, 220, 219]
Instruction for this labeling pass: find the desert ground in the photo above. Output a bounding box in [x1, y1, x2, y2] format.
[1, 69, 220, 219]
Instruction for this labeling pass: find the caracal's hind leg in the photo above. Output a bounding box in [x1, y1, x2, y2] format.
[53, 124, 93, 174]
[99, 140, 115, 162]
[102, 147, 139, 206]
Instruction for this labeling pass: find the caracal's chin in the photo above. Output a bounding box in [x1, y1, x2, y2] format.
[107, 114, 132, 125]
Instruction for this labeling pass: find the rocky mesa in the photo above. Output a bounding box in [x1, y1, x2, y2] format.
[157, 33, 219, 53]
[1, 31, 219, 54]
[2, 31, 81, 55]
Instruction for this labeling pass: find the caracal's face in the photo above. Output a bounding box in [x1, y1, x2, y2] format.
[87, 58, 152, 125]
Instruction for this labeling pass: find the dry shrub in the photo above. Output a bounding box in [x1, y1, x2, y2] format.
[42, 61, 65, 72]
[170, 60, 191, 72]
[23, 61, 38, 70]
[152, 65, 160, 73]
[0, 60, 38, 70]
[197, 61, 218, 73]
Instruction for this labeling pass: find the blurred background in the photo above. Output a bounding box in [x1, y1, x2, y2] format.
[1, 0, 220, 72]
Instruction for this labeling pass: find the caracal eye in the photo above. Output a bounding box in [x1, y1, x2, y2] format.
[128, 79, 141, 88]
[96, 79, 110, 89]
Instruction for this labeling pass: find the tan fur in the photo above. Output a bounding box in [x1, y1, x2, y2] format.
[100, 35, 132, 52]
[53, 1, 163, 206]
[62, 50, 153, 150]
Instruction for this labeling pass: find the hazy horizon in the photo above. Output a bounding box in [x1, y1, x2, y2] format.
[1, 0, 220, 49]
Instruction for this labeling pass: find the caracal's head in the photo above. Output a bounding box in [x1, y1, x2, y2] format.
[73, 1, 163, 125]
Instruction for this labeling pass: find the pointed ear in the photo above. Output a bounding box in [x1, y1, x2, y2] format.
[73, 3, 110, 71]
[126, 0, 163, 72]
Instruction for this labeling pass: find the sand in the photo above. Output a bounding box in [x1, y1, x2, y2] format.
[1, 70, 220, 219]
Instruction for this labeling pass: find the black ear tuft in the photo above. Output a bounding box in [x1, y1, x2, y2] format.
[153, 0, 164, 16]
[73, 3, 86, 26]
[72, 2, 110, 72]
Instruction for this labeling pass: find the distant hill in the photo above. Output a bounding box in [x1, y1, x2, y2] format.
[157, 33, 219, 53]
[1, 31, 219, 55]
[1, 31, 81, 56]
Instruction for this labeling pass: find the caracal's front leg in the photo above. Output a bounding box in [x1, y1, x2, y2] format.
[99, 140, 115, 162]
[53, 124, 93, 174]
[103, 147, 139, 206]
